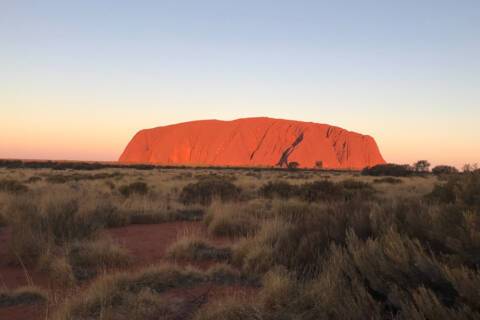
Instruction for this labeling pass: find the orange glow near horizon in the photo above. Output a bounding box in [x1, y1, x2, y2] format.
[1, 114, 478, 170]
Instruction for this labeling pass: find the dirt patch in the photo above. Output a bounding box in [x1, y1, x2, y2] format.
[106, 221, 204, 265]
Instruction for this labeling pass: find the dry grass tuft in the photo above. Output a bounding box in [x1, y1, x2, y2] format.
[0, 285, 47, 307]
[166, 235, 232, 262]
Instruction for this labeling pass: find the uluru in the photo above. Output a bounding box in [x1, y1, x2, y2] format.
[119, 117, 386, 169]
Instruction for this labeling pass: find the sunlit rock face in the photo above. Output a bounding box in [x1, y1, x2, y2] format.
[119, 117, 386, 169]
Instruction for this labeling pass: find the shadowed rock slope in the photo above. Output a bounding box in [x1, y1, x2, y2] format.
[119, 117, 386, 169]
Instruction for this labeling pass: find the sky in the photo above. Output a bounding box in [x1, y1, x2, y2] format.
[1, 0, 479, 168]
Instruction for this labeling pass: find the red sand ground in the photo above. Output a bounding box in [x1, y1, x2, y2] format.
[119, 117, 386, 169]
[0, 222, 250, 319]
[0, 304, 46, 320]
[106, 222, 205, 266]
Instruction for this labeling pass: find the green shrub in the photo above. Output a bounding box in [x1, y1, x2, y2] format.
[179, 177, 241, 205]
[119, 181, 149, 197]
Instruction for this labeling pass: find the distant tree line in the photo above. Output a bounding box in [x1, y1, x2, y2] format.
[363, 160, 475, 177]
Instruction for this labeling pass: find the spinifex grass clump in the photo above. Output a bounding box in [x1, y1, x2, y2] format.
[204, 202, 263, 238]
[68, 238, 131, 280]
[7, 196, 100, 263]
[119, 181, 149, 197]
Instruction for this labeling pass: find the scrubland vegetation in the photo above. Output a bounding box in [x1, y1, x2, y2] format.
[0, 161, 479, 319]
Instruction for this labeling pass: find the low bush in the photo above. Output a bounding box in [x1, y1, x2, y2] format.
[259, 181, 298, 199]
[204, 203, 260, 238]
[6, 196, 100, 263]
[45, 175, 68, 183]
[259, 180, 375, 202]
[432, 165, 459, 175]
[167, 237, 232, 262]
[119, 181, 149, 197]
[212, 228, 480, 319]
[362, 163, 414, 177]
[205, 263, 248, 285]
[129, 208, 204, 224]
[26, 176, 42, 183]
[91, 201, 129, 228]
[340, 179, 372, 190]
[180, 177, 241, 205]
[45, 172, 123, 184]
[301, 180, 345, 202]
[428, 171, 480, 208]
[233, 201, 377, 278]
[373, 177, 403, 184]
[0, 286, 47, 307]
[37, 254, 75, 287]
[68, 239, 131, 280]
[0, 179, 29, 194]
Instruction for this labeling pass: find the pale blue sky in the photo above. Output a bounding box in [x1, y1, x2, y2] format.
[1, 0, 479, 166]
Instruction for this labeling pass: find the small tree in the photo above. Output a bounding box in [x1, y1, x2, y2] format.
[432, 165, 458, 175]
[287, 161, 299, 170]
[413, 160, 431, 173]
[315, 160, 323, 170]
